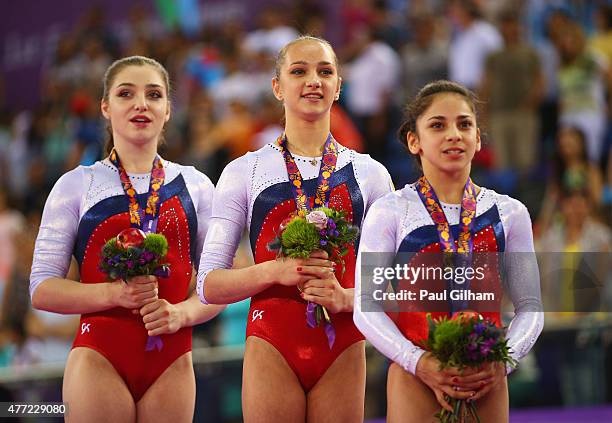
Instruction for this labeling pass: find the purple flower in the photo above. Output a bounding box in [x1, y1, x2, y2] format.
[474, 322, 486, 335]
[138, 258, 146, 265]
[126, 260, 134, 269]
[328, 219, 336, 230]
[153, 265, 170, 278]
[467, 333, 478, 351]
[320, 239, 328, 246]
[479, 338, 496, 356]
[320, 229, 327, 236]
[141, 251, 155, 262]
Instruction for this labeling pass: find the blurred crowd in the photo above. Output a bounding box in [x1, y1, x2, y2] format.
[0, 0, 611, 411]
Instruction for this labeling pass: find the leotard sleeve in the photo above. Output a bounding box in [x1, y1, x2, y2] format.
[502, 199, 544, 373]
[353, 194, 427, 374]
[196, 157, 249, 304]
[363, 158, 395, 209]
[30, 168, 84, 298]
[190, 170, 215, 269]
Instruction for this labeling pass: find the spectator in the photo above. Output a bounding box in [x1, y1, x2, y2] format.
[0, 190, 24, 294]
[447, 0, 502, 90]
[556, 21, 610, 162]
[344, 26, 400, 160]
[400, 12, 448, 103]
[480, 9, 544, 174]
[538, 126, 604, 234]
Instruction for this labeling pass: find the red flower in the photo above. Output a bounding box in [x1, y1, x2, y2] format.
[451, 309, 482, 322]
[116, 228, 147, 249]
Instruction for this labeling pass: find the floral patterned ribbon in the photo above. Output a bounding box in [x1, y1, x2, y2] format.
[415, 175, 477, 314]
[277, 133, 338, 348]
[109, 149, 165, 352]
[276, 133, 338, 215]
[109, 149, 165, 234]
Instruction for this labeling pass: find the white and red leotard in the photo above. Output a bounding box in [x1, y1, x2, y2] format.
[197, 142, 393, 391]
[354, 183, 544, 375]
[30, 158, 213, 401]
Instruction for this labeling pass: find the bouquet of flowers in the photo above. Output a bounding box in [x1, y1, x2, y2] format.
[99, 228, 170, 281]
[99, 227, 171, 351]
[268, 207, 359, 348]
[423, 311, 517, 423]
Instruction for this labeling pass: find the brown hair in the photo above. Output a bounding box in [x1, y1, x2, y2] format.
[274, 35, 339, 80]
[397, 80, 480, 167]
[102, 56, 170, 156]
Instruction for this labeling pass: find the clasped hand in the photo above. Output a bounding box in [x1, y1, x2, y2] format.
[271, 250, 351, 314]
[415, 353, 506, 411]
[114, 276, 183, 336]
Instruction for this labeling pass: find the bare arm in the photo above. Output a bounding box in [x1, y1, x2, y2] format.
[203, 264, 274, 304]
[204, 256, 331, 304]
[174, 292, 226, 327]
[32, 278, 116, 313]
[32, 275, 158, 314]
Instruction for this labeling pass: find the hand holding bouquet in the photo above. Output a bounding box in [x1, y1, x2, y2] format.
[422, 311, 516, 422]
[99, 228, 171, 351]
[268, 207, 359, 348]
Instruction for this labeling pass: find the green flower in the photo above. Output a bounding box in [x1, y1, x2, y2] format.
[142, 233, 169, 256]
[280, 218, 320, 258]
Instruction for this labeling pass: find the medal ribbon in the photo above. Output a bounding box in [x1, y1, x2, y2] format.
[109, 149, 165, 352]
[276, 133, 339, 348]
[276, 133, 338, 215]
[109, 149, 165, 234]
[415, 176, 477, 314]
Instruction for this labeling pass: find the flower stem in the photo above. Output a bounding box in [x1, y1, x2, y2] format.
[322, 305, 331, 323]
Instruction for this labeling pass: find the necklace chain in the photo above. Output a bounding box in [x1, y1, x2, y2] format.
[286, 142, 323, 166]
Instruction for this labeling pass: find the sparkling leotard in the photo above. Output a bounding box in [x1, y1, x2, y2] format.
[354, 184, 544, 374]
[30, 158, 213, 401]
[197, 142, 393, 391]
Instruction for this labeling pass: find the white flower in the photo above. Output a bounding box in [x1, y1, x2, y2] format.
[306, 210, 328, 230]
